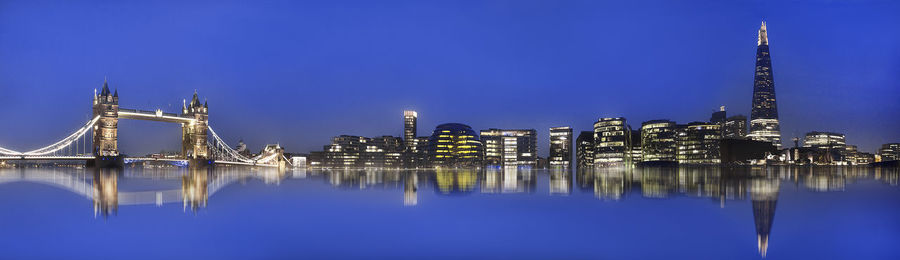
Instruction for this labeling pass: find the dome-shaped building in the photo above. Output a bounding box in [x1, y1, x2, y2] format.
[427, 123, 484, 168]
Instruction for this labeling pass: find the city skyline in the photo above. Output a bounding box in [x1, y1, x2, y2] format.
[1, 0, 898, 157]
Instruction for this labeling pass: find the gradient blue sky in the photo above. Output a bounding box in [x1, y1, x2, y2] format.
[1, 0, 898, 156]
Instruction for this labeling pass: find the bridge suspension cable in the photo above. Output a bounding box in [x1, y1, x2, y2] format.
[206, 126, 256, 164]
[0, 116, 99, 157]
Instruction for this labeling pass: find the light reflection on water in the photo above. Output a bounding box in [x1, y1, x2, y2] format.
[0, 166, 898, 259]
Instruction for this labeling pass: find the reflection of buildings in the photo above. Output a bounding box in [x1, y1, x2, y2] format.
[404, 173, 418, 206]
[93, 169, 119, 217]
[549, 169, 572, 195]
[750, 178, 780, 258]
[434, 169, 477, 194]
[593, 168, 630, 200]
[480, 167, 535, 194]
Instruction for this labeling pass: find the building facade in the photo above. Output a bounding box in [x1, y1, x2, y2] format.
[576, 131, 595, 168]
[549, 127, 573, 167]
[676, 122, 722, 164]
[593, 117, 631, 166]
[427, 123, 484, 167]
[308, 135, 404, 168]
[877, 143, 899, 162]
[724, 115, 748, 139]
[748, 22, 783, 148]
[641, 120, 677, 163]
[480, 129, 537, 167]
[403, 110, 417, 150]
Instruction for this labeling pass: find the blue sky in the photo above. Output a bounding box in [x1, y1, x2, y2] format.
[1, 0, 898, 156]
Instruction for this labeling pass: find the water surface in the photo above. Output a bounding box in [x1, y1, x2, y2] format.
[0, 166, 898, 259]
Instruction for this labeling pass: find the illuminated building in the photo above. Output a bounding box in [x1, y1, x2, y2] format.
[724, 115, 748, 139]
[676, 122, 722, 164]
[630, 131, 642, 164]
[308, 135, 404, 168]
[710, 106, 727, 124]
[549, 126, 573, 167]
[403, 110, 417, 149]
[427, 123, 484, 167]
[593, 117, 632, 166]
[843, 145, 875, 165]
[93, 79, 119, 156]
[748, 21, 783, 148]
[576, 131, 595, 168]
[480, 129, 537, 167]
[640, 120, 676, 163]
[878, 143, 900, 162]
[802, 131, 846, 164]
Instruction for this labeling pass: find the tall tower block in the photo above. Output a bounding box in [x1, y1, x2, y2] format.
[748, 21, 783, 148]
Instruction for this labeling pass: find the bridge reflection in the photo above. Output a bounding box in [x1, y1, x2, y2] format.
[0, 166, 288, 217]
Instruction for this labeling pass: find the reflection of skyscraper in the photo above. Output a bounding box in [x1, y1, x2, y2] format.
[404, 173, 418, 206]
[748, 22, 783, 148]
[750, 178, 780, 258]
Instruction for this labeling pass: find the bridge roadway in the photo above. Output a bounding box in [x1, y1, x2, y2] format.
[0, 168, 284, 207]
[117, 108, 195, 123]
[0, 156, 279, 168]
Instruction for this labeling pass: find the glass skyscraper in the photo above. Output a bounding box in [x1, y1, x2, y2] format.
[748, 21, 782, 148]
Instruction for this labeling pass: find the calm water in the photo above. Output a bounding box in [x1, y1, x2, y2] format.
[0, 166, 898, 259]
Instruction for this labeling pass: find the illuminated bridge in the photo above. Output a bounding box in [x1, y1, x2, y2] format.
[0, 80, 289, 168]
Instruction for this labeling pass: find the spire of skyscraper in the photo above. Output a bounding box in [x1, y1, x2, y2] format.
[758, 21, 768, 46]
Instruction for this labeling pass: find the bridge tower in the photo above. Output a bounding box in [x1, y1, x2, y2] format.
[182, 92, 209, 160]
[92, 79, 120, 159]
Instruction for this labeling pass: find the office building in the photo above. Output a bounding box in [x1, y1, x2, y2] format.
[308, 135, 404, 168]
[593, 117, 631, 166]
[724, 115, 748, 138]
[403, 110, 417, 150]
[427, 123, 484, 167]
[878, 143, 900, 162]
[641, 120, 677, 163]
[576, 131, 595, 168]
[549, 127, 573, 167]
[748, 22, 783, 148]
[480, 129, 537, 167]
[630, 131, 642, 164]
[676, 122, 722, 164]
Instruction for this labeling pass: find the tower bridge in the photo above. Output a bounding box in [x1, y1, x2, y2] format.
[0, 80, 289, 168]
